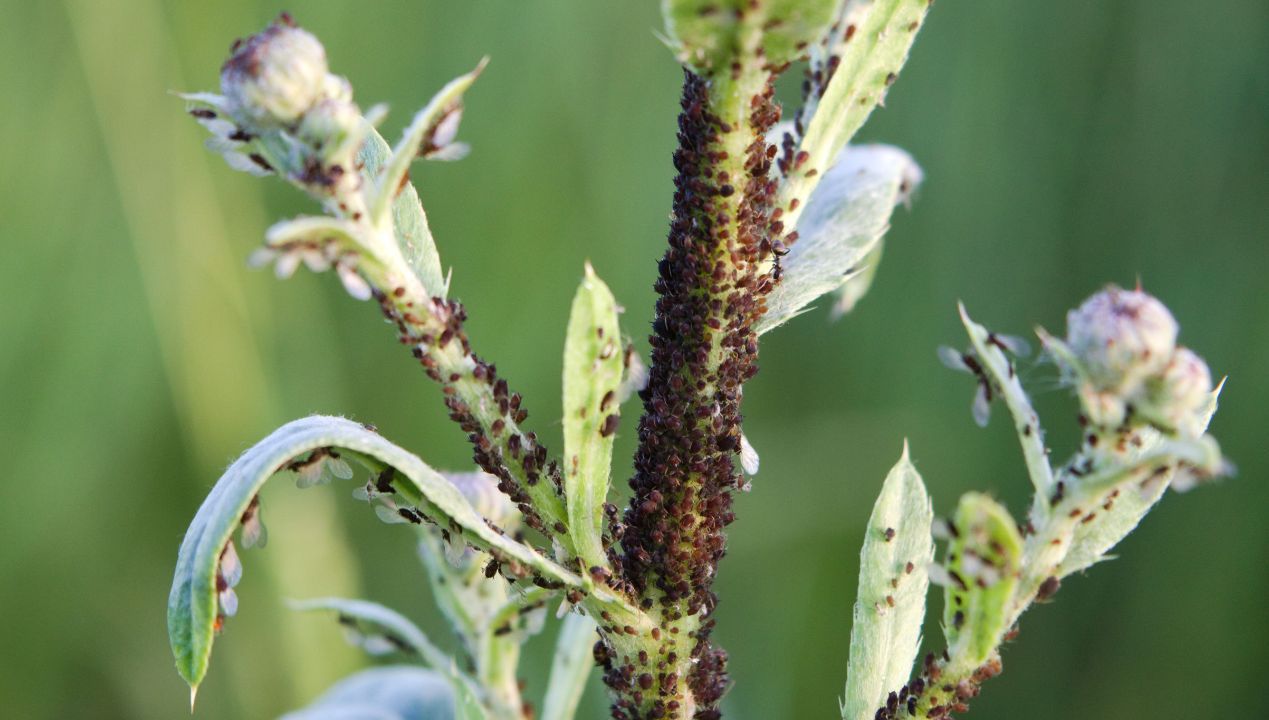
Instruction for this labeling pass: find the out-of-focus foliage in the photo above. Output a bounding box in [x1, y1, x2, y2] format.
[0, 1, 1264, 718]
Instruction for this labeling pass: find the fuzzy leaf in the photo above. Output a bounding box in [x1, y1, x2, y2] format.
[561, 264, 623, 571]
[540, 613, 599, 720]
[790, 0, 933, 194]
[168, 416, 584, 695]
[830, 240, 883, 319]
[369, 59, 488, 227]
[758, 144, 921, 334]
[280, 666, 457, 720]
[841, 444, 933, 720]
[266, 215, 366, 250]
[1058, 385, 1224, 576]
[663, 0, 839, 74]
[357, 127, 445, 297]
[942, 493, 1023, 667]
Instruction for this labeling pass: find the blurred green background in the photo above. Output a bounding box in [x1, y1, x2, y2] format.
[2, 0, 1265, 718]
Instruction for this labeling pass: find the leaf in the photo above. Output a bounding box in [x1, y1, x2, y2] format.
[1057, 384, 1225, 577]
[279, 666, 456, 720]
[540, 613, 599, 720]
[357, 127, 445, 297]
[790, 0, 933, 196]
[830, 240, 883, 319]
[662, 0, 839, 74]
[368, 59, 489, 228]
[841, 443, 933, 720]
[265, 216, 367, 251]
[941, 493, 1023, 668]
[289, 597, 450, 670]
[168, 416, 584, 694]
[561, 263, 623, 571]
[758, 144, 922, 334]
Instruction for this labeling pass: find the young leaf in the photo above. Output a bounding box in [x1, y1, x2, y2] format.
[841, 443, 933, 720]
[1057, 385, 1224, 577]
[785, 0, 933, 208]
[168, 415, 586, 695]
[662, 0, 839, 74]
[957, 304, 1054, 497]
[279, 666, 459, 720]
[540, 613, 600, 720]
[562, 264, 623, 572]
[357, 125, 446, 297]
[830, 240, 883, 319]
[941, 493, 1023, 668]
[758, 144, 921, 334]
[368, 58, 488, 227]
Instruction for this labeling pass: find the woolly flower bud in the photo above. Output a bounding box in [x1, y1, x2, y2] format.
[1065, 286, 1177, 394]
[297, 97, 361, 162]
[221, 20, 329, 129]
[1139, 348, 1214, 438]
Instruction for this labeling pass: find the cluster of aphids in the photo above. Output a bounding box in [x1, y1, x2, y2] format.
[373, 288, 565, 544]
[592, 629, 693, 720]
[874, 653, 999, 720]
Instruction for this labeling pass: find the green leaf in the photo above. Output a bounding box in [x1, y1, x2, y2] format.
[1057, 384, 1224, 577]
[369, 58, 489, 228]
[788, 0, 933, 200]
[841, 443, 933, 720]
[265, 215, 367, 251]
[830, 240, 883, 319]
[561, 263, 623, 572]
[662, 0, 839, 73]
[941, 493, 1023, 668]
[758, 144, 921, 334]
[540, 613, 599, 720]
[168, 416, 584, 695]
[357, 127, 445, 297]
[280, 666, 457, 720]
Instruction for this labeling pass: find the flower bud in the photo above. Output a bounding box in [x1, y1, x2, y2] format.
[1065, 286, 1177, 394]
[297, 98, 361, 162]
[1138, 348, 1213, 437]
[221, 20, 329, 129]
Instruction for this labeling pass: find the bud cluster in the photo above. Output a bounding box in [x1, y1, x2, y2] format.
[1055, 286, 1214, 438]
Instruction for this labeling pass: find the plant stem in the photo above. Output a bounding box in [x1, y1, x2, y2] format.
[612, 13, 784, 717]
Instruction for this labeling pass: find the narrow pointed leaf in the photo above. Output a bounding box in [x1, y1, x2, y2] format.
[758, 144, 921, 334]
[357, 126, 445, 296]
[942, 493, 1023, 667]
[958, 304, 1054, 495]
[369, 59, 488, 227]
[266, 215, 366, 251]
[841, 444, 933, 720]
[280, 666, 457, 720]
[663, 0, 838, 74]
[830, 240, 884, 319]
[785, 0, 933, 208]
[540, 613, 599, 720]
[1058, 386, 1224, 576]
[562, 264, 623, 571]
[168, 415, 585, 693]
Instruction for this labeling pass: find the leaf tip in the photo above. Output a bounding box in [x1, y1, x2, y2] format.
[190, 685, 199, 713]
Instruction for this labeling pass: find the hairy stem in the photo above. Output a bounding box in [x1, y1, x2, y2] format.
[611, 13, 785, 717]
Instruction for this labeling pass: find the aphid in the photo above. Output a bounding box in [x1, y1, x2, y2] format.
[938, 346, 994, 426]
[484, 558, 501, 579]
